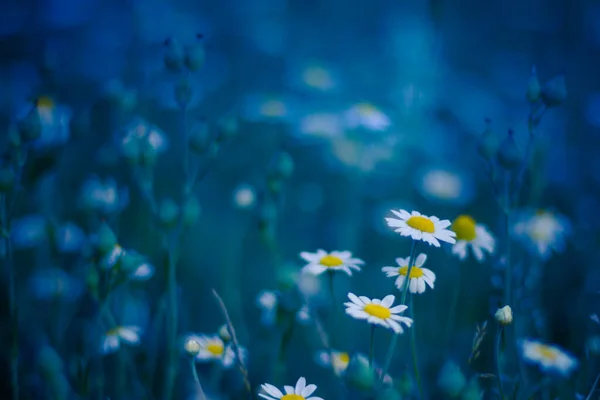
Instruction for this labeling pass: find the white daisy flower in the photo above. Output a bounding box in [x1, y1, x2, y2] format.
[512, 209, 570, 260]
[259, 377, 323, 400]
[450, 215, 496, 262]
[102, 326, 142, 355]
[188, 334, 243, 369]
[343, 102, 391, 132]
[315, 349, 350, 376]
[520, 339, 578, 377]
[382, 253, 435, 294]
[300, 249, 364, 276]
[344, 293, 413, 334]
[385, 210, 456, 247]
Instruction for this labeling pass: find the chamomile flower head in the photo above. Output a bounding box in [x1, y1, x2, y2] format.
[315, 349, 351, 376]
[451, 215, 496, 262]
[382, 253, 435, 294]
[102, 326, 142, 355]
[343, 102, 391, 132]
[300, 249, 364, 276]
[259, 377, 323, 400]
[385, 209, 456, 247]
[520, 339, 578, 377]
[512, 209, 571, 260]
[345, 293, 413, 334]
[189, 334, 243, 369]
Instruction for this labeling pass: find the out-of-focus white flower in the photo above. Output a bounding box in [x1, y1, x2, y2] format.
[294, 62, 337, 92]
[259, 377, 323, 400]
[297, 112, 343, 139]
[450, 215, 495, 262]
[117, 117, 169, 161]
[11, 214, 48, 249]
[385, 209, 456, 247]
[19, 96, 72, 150]
[520, 339, 577, 377]
[79, 176, 129, 214]
[186, 334, 246, 369]
[495, 305, 513, 326]
[242, 94, 291, 122]
[315, 349, 351, 376]
[130, 262, 155, 281]
[300, 249, 364, 276]
[55, 222, 86, 253]
[345, 293, 412, 334]
[29, 268, 84, 301]
[382, 253, 435, 294]
[102, 326, 142, 354]
[512, 209, 570, 260]
[343, 103, 391, 132]
[416, 167, 474, 206]
[232, 184, 257, 210]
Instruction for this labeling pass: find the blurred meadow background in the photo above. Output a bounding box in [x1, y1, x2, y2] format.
[0, 0, 598, 399]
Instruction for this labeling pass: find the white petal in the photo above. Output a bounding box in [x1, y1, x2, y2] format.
[381, 295, 395, 308]
[331, 250, 351, 259]
[395, 257, 409, 266]
[284, 386, 295, 394]
[302, 264, 327, 275]
[102, 334, 120, 354]
[347, 292, 363, 305]
[359, 296, 372, 304]
[385, 217, 404, 228]
[300, 251, 319, 262]
[415, 253, 427, 267]
[417, 278, 426, 294]
[295, 377, 306, 394]
[387, 319, 402, 334]
[302, 384, 317, 397]
[395, 275, 406, 291]
[262, 383, 284, 398]
[118, 326, 141, 345]
[258, 393, 278, 400]
[409, 278, 418, 293]
[472, 244, 484, 262]
[389, 304, 408, 313]
[382, 267, 399, 277]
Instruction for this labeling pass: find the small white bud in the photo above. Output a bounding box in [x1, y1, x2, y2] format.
[218, 324, 231, 342]
[495, 305, 513, 326]
[184, 339, 200, 356]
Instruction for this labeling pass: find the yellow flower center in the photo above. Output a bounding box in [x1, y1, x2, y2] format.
[106, 327, 121, 336]
[206, 342, 224, 356]
[535, 209, 547, 216]
[363, 304, 391, 319]
[398, 266, 424, 278]
[537, 344, 558, 360]
[337, 352, 350, 364]
[406, 216, 435, 233]
[319, 255, 344, 267]
[451, 215, 477, 241]
[35, 96, 55, 109]
[281, 395, 304, 400]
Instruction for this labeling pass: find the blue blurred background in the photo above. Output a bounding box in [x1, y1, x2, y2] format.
[0, 0, 598, 399]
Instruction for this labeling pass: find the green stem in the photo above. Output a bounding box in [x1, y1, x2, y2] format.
[380, 240, 418, 382]
[503, 173, 512, 306]
[368, 325, 375, 369]
[163, 241, 179, 400]
[208, 362, 223, 392]
[409, 297, 422, 399]
[495, 326, 505, 400]
[275, 319, 295, 384]
[2, 194, 18, 400]
[190, 359, 207, 400]
[445, 261, 461, 346]
[328, 270, 337, 315]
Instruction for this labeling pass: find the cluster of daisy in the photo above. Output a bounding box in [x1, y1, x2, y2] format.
[183, 325, 247, 369]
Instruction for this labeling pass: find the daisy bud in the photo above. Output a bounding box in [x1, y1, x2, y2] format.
[526, 66, 541, 104]
[189, 122, 211, 154]
[164, 38, 185, 73]
[174, 78, 193, 109]
[184, 34, 206, 72]
[0, 168, 15, 192]
[496, 129, 522, 171]
[216, 113, 239, 142]
[18, 106, 42, 142]
[184, 339, 201, 357]
[182, 196, 201, 227]
[93, 223, 117, 255]
[494, 305, 513, 326]
[159, 198, 179, 228]
[476, 118, 496, 162]
[540, 73, 567, 108]
[345, 353, 376, 391]
[218, 324, 231, 342]
[270, 151, 294, 180]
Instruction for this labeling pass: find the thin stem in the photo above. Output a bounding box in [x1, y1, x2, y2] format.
[190, 359, 207, 400]
[495, 326, 505, 400]
[328, 270, 337, 314]
[445, 261, 461, 346]
[368, 325, 375, 369]
[586, 371, 600, 400]
[2, 194, 18, 400]
[409, 297, 422, 399]
[162, 241, 179, 400]
[503, 173, 512, 306]
[380, 240, 418, 382]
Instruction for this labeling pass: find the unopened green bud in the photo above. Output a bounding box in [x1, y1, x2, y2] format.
[164, 38, 185, 73]
[270, 151, 294, 180]
[189, 122, 211, 154]
[174, 78, 193, 109]
[218, 324, 231, 342]
[18, 107, 42, 142]
[476, 118, 496, 162]
[184, 338, 201, 357]
[0, 168, 15, 192]
[94, 223, 117, 254]
[184, 34, 206, 72]
[541, 73, 567, 108]
[159, 198, 179, 228]
[345, 354, 376, 391]
[526, 66, 541, 104]
[182, 197, 201, 227]
[496, 129, 522, 171]
[216, 114, 239, 142]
